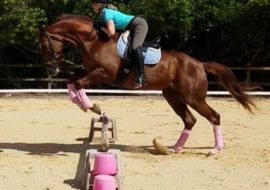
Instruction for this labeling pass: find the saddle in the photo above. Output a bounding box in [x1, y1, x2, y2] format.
[115, 31, 162, 84]
[117, 30, 161, 63]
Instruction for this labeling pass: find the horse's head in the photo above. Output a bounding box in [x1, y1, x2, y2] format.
[38, 23, 65, 77]
[38, 16, 97, 77]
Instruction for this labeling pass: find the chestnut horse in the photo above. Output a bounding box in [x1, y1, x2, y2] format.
[38, 15, 256, 154]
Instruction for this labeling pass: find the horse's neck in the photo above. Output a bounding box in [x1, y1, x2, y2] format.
[84, 36, 120, 79]
[52, 24, 121, 77]
[50, 19, 94, 42]
[93, 38, 118, 61]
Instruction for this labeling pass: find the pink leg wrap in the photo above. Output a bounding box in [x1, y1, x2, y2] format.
[213, 126, 224, 150]
[67, 83, 81, 105]
[173, 129, 191, 151]
[76, 88, 93, 110]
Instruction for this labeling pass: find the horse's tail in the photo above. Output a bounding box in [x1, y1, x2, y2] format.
[203, 61, 258, 113]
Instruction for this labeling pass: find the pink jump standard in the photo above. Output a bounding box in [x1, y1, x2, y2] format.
[81, 149, 123, 190]
[93, 175, 116, 190]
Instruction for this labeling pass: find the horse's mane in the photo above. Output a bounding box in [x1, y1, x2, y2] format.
[53, 14, 94, 24]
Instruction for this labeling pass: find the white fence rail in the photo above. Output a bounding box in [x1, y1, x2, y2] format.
[0, 89, 269, 96]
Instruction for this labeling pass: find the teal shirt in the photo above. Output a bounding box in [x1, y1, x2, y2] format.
[101, 8, 135, 31]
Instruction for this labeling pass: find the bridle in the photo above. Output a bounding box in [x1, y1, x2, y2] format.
[42, 32, 65, 75]
[41, 26, 97, 75]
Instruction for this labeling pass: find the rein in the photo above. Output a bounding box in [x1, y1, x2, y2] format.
[43, 26, 96, 67]
[45, 32, 63, 62]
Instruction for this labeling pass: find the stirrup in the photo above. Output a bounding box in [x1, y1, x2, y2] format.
[134, 76, 147, 89]
[134, 83, 143, 89]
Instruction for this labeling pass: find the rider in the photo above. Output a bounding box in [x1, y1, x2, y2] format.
[91, 0, 148, 88]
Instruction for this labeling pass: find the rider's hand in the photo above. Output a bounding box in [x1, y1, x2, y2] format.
[93, 21, 102, 30]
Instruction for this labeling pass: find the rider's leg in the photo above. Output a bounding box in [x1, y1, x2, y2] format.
[128, 17, 148, 88]
[133, 46, 147, 88]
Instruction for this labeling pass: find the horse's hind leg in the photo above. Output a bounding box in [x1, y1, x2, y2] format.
[162, 89, 197, 152]
[189, 100, 224, 154]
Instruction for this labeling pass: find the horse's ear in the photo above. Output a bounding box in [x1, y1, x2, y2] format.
[37, 21, 47, 34]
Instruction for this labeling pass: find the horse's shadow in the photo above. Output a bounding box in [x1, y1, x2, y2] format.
[0, 138, 212, 189]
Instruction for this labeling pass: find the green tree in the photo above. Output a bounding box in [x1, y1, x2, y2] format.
[128, 0, 194, 49]
[239, 0, 270, 66]
[0, 0, 269, 85]
[0, 0, 47, 46]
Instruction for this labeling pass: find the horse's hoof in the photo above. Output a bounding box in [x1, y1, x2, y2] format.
[152, 138, 171, 155]
[98, 143, 109, 152]
[90, 103, 101, 115]
[207, 148, 222, 156]
[168, 148, 176, 154]
[169, 147, 182, 154]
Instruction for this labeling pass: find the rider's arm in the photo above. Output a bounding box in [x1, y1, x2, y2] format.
[101, 20, 115, 37]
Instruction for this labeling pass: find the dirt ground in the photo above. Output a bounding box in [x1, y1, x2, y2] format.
[0, 94, 269, 190]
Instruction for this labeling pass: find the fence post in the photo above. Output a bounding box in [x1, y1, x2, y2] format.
[246, 62, 251, 84]
[48, 74, 52, 89]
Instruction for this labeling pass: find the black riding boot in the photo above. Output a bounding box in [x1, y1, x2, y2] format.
[133, 46, 147, 88]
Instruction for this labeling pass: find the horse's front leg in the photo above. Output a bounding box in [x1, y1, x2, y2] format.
[67, 68, 111, 114]
[66, 69, 101, 114]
